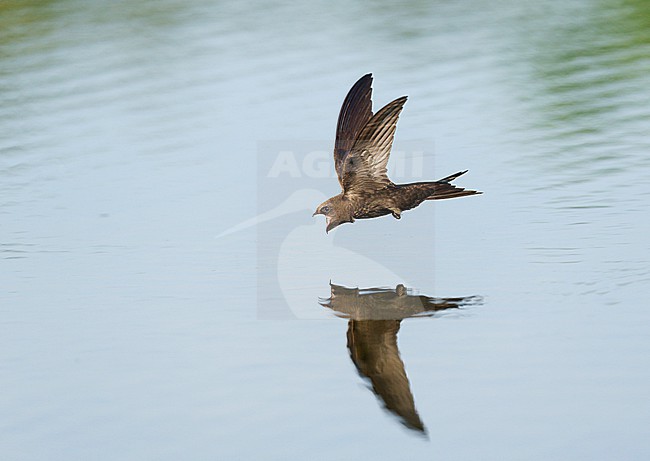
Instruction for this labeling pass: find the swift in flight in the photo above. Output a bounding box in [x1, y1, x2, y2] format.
[314, 74, 480, 233]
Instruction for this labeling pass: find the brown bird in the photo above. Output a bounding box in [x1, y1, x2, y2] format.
[313, 74, 481, 233]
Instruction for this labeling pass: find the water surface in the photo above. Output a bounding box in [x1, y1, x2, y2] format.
[2, 1, 650, 460]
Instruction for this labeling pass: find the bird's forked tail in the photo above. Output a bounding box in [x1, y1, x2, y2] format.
[427, 170, 481, 200]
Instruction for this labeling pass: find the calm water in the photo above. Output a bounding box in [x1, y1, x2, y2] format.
[2, 1, 650, 459]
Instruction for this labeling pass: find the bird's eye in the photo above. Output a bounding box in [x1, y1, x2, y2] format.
[321, 206, 330, 214]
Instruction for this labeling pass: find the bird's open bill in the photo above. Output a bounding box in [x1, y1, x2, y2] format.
[325, 216, 335, 233]
[313, 209, 335, 233]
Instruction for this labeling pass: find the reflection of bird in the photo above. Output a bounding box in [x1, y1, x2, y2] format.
[321, 283, 480, 434]
[313, 74, 481, 233]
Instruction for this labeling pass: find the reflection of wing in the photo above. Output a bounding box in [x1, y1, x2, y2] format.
[334, 74, 373, 188]
[347, 319, 425, 432]
[341, 97, 407, 193]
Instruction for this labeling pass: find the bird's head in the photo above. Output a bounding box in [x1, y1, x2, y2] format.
[313, 196, 353, 233]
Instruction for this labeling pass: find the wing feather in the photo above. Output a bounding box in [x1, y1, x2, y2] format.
[334, 74, 374, 187]
[341, 96, 407, 192]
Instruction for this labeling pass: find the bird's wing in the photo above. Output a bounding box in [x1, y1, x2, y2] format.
[341, 96, 407, 192]
[334, 74, 374, 188]
[347, 320, 425, 432]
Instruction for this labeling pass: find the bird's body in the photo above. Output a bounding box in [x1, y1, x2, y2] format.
[314, 74, 480, 233]
[354, 178, 475, 219]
